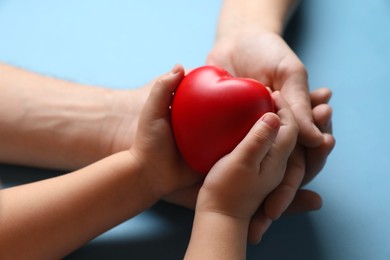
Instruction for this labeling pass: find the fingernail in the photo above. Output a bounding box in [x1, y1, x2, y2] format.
[265, 86, 273, 95]
[324, 119, 333, 133]
[261, 113, 279, 130]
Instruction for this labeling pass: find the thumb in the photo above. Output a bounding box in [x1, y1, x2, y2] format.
[140, 64, 184, 122]
[232, 113, 280, 167]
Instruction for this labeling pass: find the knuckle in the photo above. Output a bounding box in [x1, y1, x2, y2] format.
[291, 121, 300, 137]
[155, 77, 165, 87]
[278, 58, 308, 80]
[294, 62, 308, 78]
[279, 124, 299, 153]
[252, 127, 273, 147]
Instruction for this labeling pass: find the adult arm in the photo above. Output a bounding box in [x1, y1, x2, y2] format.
[0, 65, 200, 259]
[0, 63, 149, 170]
[215, 0, 299, 38]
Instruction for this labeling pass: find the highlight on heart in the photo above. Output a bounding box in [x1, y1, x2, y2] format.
[171, 65, 275, 174]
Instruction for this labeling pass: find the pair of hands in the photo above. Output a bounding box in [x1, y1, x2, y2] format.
[116, 31, 335, 243]
[206, 31, 335, 242]
[130, 63, 298, 231]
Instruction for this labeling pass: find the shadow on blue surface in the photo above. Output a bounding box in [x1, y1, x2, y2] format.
[1, 163, 322, 260]
[66, 201, 195, 260]
[248, 214, 323, 260]
[65, 204, 323, 260]
[0, 6, 325, 260]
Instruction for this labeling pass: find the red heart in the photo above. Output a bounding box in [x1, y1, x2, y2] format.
[171, 66, 274, 174]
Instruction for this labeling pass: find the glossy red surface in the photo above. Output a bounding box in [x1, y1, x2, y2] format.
[171, 66, 274, 174]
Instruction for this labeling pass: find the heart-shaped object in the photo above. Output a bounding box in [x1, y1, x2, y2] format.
[171, 66, 274, 174]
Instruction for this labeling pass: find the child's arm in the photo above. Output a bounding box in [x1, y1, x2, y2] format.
[185, 92, 298, 259]
[0, 65, 200, 259]
[0, 152, 154, 259]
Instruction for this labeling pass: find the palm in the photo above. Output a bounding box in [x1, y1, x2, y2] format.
[130, 69, 202, 199]
[207, 32, 304, 90]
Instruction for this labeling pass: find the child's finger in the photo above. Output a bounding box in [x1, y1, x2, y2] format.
[270, 91, 299, 160]
[263, 146, 305, 220]
[259, 92, 299, 190]
[231, 112, 280, 168]
[141, 64, 185, 121]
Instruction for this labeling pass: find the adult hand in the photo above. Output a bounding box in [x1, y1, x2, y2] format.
[207, 31, 322, 146]
[247, 88, 335, 244]
[197, 91, 298, 220]
[207, 31, 335, 212]
[164, 88, 334, 216]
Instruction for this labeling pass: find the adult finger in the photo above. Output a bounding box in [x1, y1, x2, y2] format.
[163, 182, 203, 210]
[310, 88, 332, 107]
[284, 189, 323, 214]
[247, 208, 272, 244]
[277, 64, 323, 148]
[246, 94, 301, 243]
[303, 102, 335, 184]
[247, 190, 323, 243]
[247, 147, 305, 244]
[263, 145, 305, 220]
[303, 133, 336, 185]
[312, 104, 333, 134]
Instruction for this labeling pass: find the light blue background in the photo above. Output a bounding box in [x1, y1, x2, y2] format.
[1, 0, 389, 259]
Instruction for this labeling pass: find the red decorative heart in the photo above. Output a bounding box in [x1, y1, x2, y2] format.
[171, 66, 274, 174]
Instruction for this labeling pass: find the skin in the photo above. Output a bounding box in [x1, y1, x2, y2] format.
[0, 0, 336, 254]
[0, 62, 332, 258]
[0, 62, 146, 170]
[0, 65, 202, 259]
[185, 91, 299, 259]
[206, 0, 336, 243]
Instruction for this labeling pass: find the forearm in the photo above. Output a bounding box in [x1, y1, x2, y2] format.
[185, 211, 249, 260]
[0, 151, 158, 259]
[0, 63, 147, 170]
[216, 0, 300, 38]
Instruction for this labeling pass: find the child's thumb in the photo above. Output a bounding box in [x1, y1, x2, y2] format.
[141, 64, 184, 121]
[232, 113, 280, 167]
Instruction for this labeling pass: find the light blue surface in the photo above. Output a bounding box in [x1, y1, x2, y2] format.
[1, 0, 390, 259]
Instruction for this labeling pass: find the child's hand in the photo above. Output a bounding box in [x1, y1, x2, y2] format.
[247, 88, 335, 244]
[195, 91, 298, 221]
[128, 64, 201, 200]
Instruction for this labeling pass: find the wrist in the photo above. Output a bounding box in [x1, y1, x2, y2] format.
[195, 209, 251, 229]
[119, 150, 164, 203]
[218, 15, 283, 41]
[215, 0, 299, 42]
[186, 210, 250, 259]
[194, 190, 252, 231]
[99, 84, 152, 157]
[126, 148, 168, 203]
